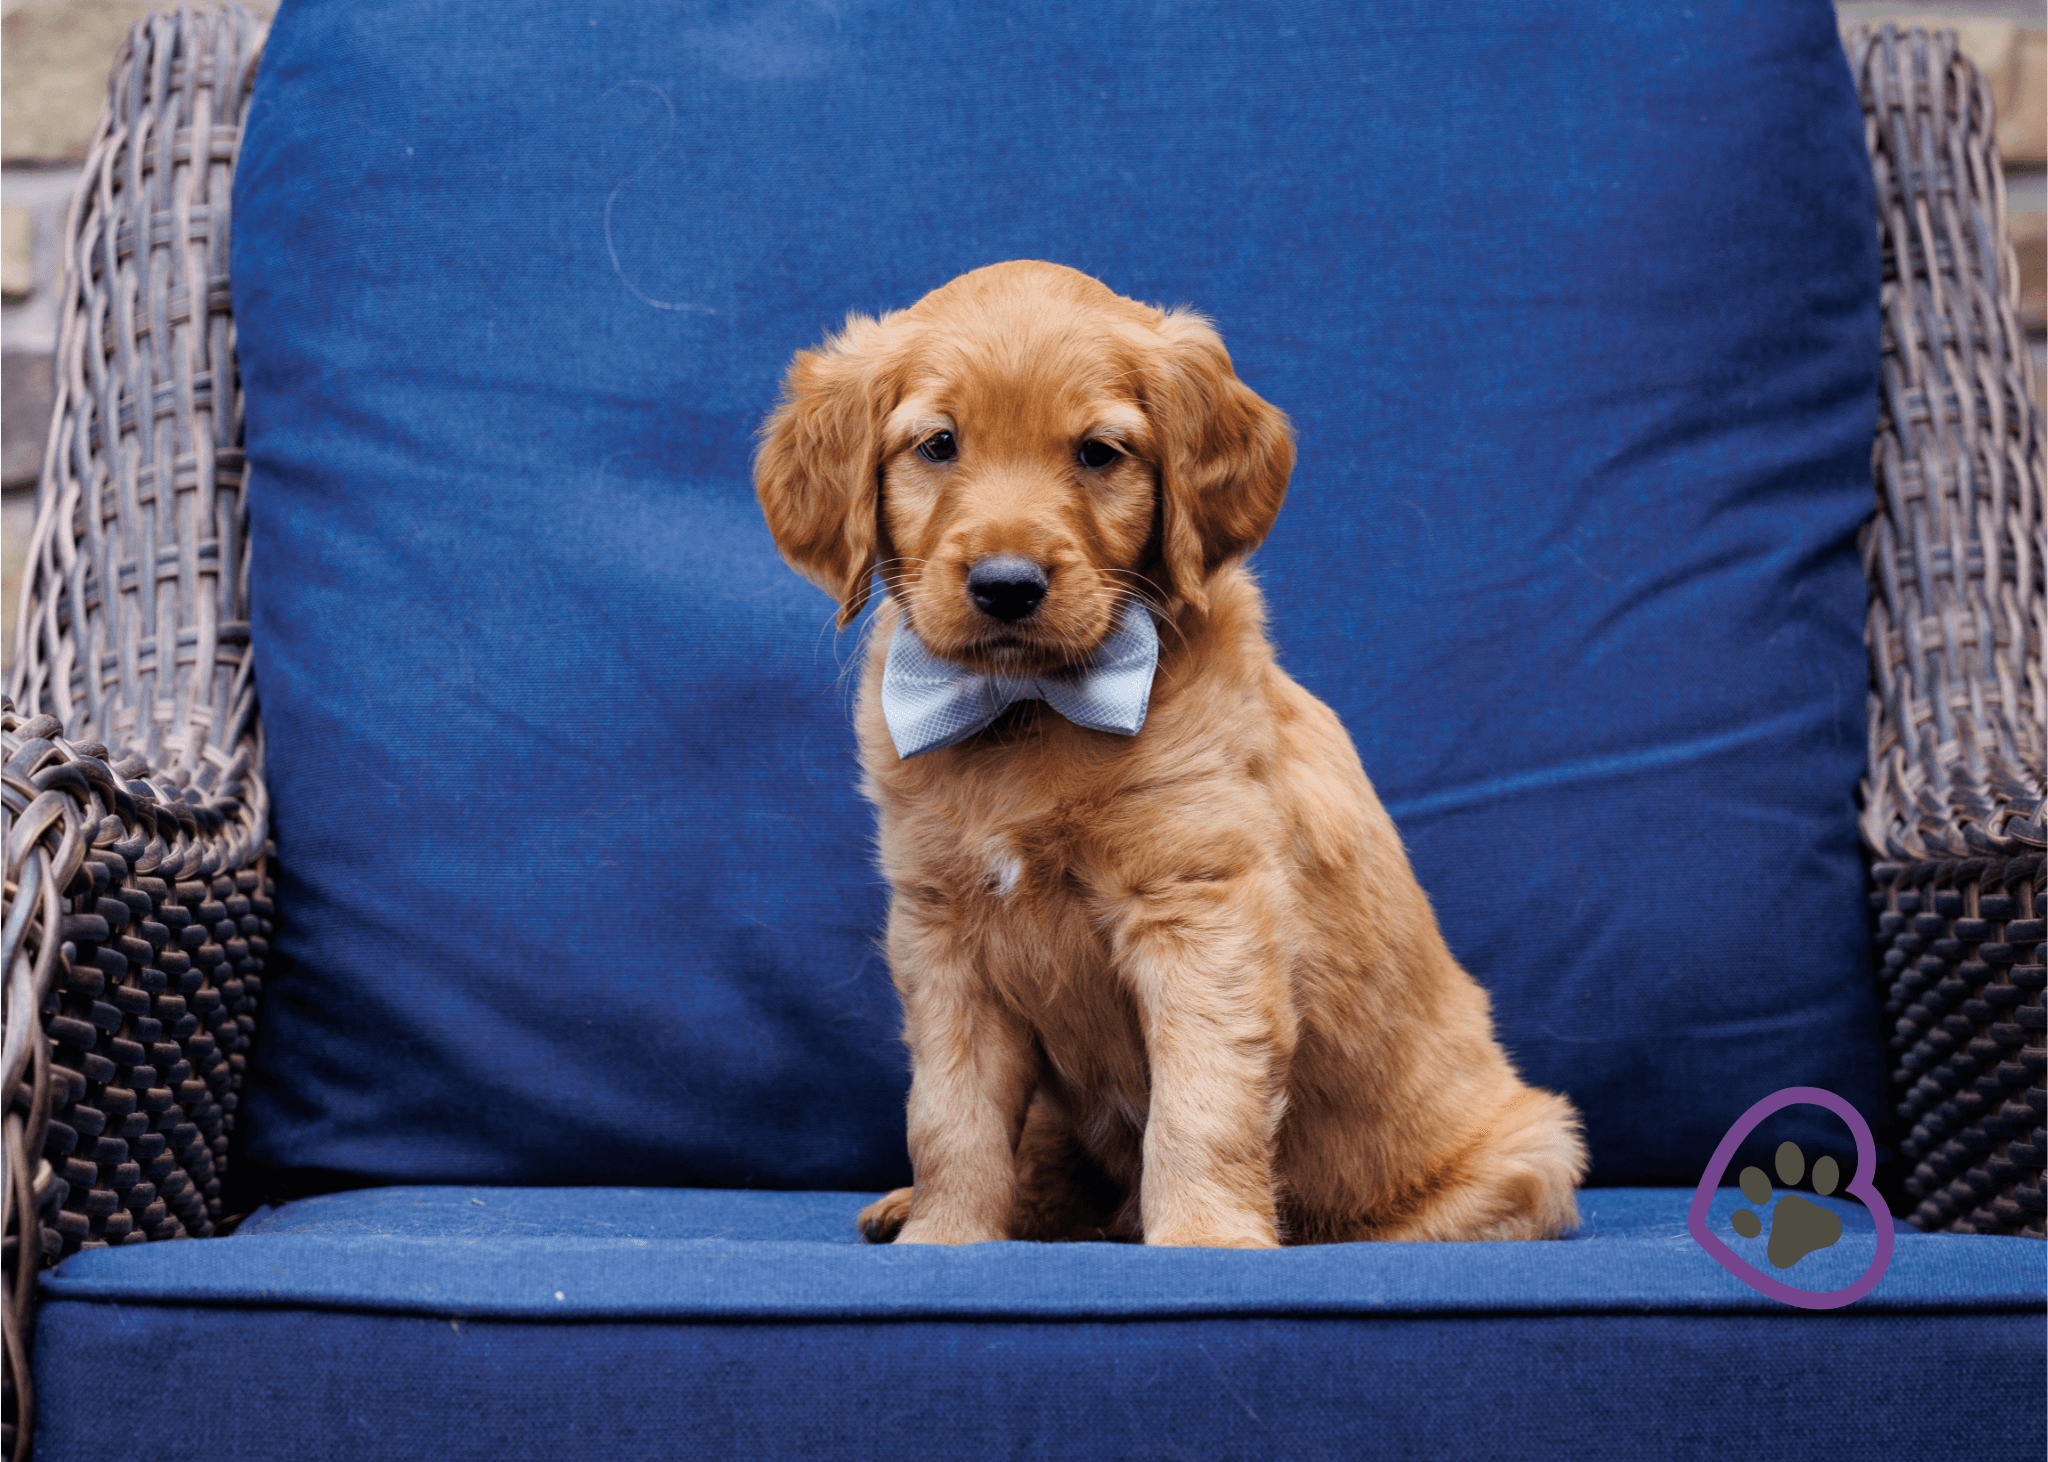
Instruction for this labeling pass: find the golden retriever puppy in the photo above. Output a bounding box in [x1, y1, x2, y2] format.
[755, 260, 1585, 1247]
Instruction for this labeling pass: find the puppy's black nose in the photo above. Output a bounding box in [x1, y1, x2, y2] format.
[967, 556, 1048, 623]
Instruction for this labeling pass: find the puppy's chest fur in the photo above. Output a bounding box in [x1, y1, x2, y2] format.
[916, 795, 1131, 1006]
[883, 770, 1157, 1128]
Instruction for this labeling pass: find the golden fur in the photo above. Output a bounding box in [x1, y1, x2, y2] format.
[755, 260, 1585, 1246]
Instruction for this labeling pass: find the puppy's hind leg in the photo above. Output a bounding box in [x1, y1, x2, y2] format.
[1009, 1087, 1129, 1242]
[857, 1187, 914, 1243]
[1377, 1085, 1588, 1242]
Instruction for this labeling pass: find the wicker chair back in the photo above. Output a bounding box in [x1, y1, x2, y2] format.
[2, 10, 272, 1457]
[1847, 25, 2045, 1239]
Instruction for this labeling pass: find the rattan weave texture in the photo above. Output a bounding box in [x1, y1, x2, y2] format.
[6, 4, 265, 811]
[0, 707, 272, 1454]
[0, 7, 269, 1458]
[1871, 854, 2044, 1236]
[1848, 25, 2047, 1239]
[1849, 26, 2044, 862]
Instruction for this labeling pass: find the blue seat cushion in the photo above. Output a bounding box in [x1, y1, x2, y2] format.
[34, 1187, 2045, 1460]
[234, 0, 1883, 1191]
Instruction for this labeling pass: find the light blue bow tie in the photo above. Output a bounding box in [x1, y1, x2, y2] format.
[880, 598, 1161, 759]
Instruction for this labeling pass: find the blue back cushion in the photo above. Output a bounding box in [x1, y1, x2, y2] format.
[235, 0, 1882, 1190]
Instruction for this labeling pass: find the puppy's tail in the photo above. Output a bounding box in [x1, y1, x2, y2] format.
[1460, 1084, 1588, 1241]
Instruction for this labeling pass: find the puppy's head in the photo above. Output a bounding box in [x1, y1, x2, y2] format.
[754, 261, 1292, 673]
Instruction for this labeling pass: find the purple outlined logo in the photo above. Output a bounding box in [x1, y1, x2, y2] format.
[1687, 1086, 1894, 1310]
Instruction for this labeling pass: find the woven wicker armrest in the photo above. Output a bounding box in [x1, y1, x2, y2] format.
[1846, 27, 2047, 1238]
[1, 7, 270, 1456]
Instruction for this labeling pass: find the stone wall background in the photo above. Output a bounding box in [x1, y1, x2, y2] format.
[3, 0, 2043, 671]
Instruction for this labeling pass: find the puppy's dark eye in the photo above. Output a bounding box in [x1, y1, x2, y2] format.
[1077, 438, 1121, 470]
[916, 431, 957, 463]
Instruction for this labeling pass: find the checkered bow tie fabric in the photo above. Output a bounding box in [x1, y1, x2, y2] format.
[879, 598, 1161, 759]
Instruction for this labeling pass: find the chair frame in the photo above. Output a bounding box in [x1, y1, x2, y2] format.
[1847, 25, 2046, 1237]
[2, 9, 2041, 1461]
[2, 9, 271, 1458]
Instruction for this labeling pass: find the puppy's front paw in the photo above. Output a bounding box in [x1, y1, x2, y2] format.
[857, 1186, 914, 1243]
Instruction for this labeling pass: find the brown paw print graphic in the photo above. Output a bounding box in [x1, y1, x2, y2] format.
[1731, 1140, 1844, 1268]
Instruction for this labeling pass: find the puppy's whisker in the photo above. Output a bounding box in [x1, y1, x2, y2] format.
[1104, 585, 1175, 630]
[1098, 573, 1191, 658]
[811, 561, 931, 700]
[1097, 566, 1170, 604]
[814, 611, 867, 703]
[871, 556, 930, 602]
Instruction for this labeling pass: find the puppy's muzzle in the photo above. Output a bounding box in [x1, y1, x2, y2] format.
[967, 555, 1048, 623]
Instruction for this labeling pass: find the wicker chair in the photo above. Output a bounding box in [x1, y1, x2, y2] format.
[1847, 27, 2048, 1238]
[1, 10, 270, 1456]
[1, 9, 2041, 1460]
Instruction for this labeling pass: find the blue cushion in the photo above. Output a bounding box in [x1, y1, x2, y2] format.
[234, 0, 1882, 1190]
[35, 1188, 2045, 1460]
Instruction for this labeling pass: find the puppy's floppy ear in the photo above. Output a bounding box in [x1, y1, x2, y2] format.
[755, 313, 903, 627]
[1139, 308, 1294, 614]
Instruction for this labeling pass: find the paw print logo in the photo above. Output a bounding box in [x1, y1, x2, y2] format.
[1731, 1141, 1843, 1268]
[1687, 1087, 1894, 1310]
